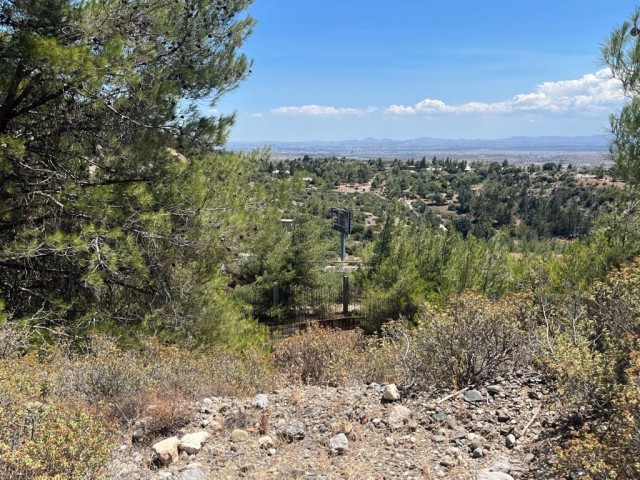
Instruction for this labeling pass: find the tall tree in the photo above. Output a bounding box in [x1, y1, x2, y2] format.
[603, 8, 640, 184]
[0, 0, 258, 339]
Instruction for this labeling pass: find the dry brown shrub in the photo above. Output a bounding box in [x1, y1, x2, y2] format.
[273, 326, 394, 386]
[393, 292, 526, 388]
[140, 339, 278, 399]
[143, 391, 192, 441]
[55, 335, 152, 403]
[0, 323, 29, 359]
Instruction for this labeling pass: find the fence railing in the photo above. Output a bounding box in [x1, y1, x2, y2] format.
[233, 280, 415, 342]
[234, 282, 365, 325]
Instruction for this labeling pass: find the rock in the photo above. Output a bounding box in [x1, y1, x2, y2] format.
[407, 418, 419, 431]
[505, 433, 517, 448]
[388, 405, 412, 429]
[477, 473, 515, 480]
[497, 410, 511, 422]
[433, 435, 447, 443]
[279, 420, 305, 441]
[439, 456, 456, 467]
[178, 469, 205, 480]
[179, 431, 209, 455]
[252, 394, 269, 410]
[472, 447, 484, 458]
[152, 436, 180, 467]
[384, 436, 395, 446]
[453, 427, 469, 439]
[433, 412, 449, 422]
[383, 384, 401, 401]
[487, 385, 502, 395]
[131, 429, 145, 443]
[329, 433, 349, 454]
[491, 456, 512, 473]
[464, 390, 485, 403]
[470, 437, 484, 451]
[230, 429, 250, 443]
[258, 435, 274, 449]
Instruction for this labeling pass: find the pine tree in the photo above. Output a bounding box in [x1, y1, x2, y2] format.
[0, 0, 260, 341]
[603, 8, 640, 184]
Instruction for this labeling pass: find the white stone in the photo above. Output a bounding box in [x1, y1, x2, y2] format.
[252, 394, 269, 410]
[179, 431, 210, 455]
[230, 429, 250, 443]
[383, 384, 401, 401]
[258, 435, 274, 449]
[152, 436, 180, 467]
[388, 405, 412, 429]
[329, 433, 349, 454]
[477, 473, 515, 480]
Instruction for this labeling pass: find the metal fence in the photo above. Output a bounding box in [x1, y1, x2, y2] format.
[234, 280, 414, 343]
[234, 282, 365, 325]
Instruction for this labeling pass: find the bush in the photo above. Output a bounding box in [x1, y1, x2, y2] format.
[408, 292, 527, 388]
[554, 348, 640, 479]
[273, 326, 394, 386]
[541, 259, 640, 413]
[140, 339, 278, 399]
[541, 335, 616, 412]
[0, 323, 29, 360]
[58, 335, 152, 403]
[0, 400, 117, 480]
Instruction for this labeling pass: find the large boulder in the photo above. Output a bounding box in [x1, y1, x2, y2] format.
[382, 384, 401, 401]
[152, 436, 180, 467]
[387, 405, 412, 429]
[179, 431, 210, 455]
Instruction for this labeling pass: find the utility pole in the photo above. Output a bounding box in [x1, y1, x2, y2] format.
[331, 208, 351, 315]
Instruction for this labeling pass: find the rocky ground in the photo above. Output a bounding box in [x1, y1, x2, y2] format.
[106, 369, 561, 480]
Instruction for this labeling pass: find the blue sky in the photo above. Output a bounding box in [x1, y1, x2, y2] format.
[215, 0, 637, 142]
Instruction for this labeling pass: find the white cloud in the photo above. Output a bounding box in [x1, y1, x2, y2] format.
[248, 112, 264, 118]
[386, 69, 624, 116]
[272, 105, 377, 117]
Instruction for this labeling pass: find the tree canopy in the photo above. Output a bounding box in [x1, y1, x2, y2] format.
[603, 8, 640, 184]
[0, 0, 261, 342]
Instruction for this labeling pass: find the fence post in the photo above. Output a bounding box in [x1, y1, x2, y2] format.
[342, 276, 349, 315]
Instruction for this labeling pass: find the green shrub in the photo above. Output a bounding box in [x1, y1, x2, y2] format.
[554, 348, 640, 479]
[0, 400, 117, 480]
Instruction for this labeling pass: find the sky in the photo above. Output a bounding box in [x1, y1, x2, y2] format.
[214, 0, 638, 142]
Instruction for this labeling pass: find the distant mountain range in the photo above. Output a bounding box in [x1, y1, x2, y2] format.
[229, 135, 610, 164]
